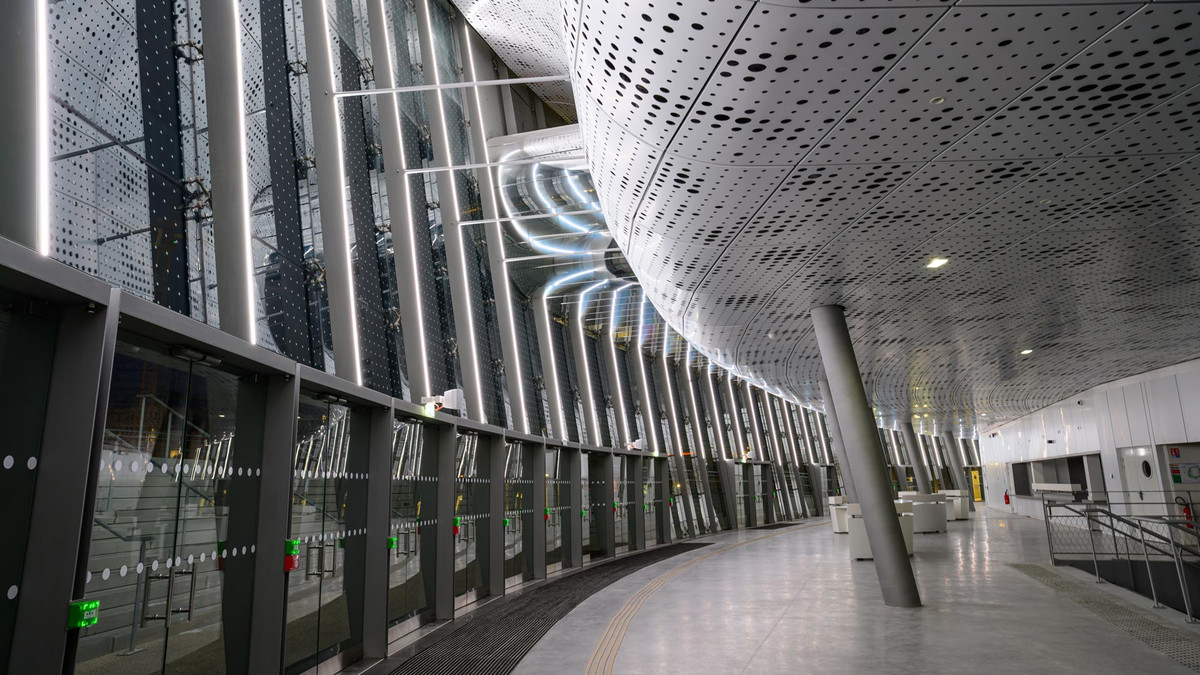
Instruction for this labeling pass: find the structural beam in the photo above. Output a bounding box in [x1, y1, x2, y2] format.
[901, 422, 933, 495]
[942, 430, 974, 512]
[819, 379, 858, 503]
[811, 305, 920, 608]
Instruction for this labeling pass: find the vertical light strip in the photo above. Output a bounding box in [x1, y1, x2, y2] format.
[683, 347, 707, 462]
[461, 19, 526, 431]
[540, 268, 591, 439]
[744, 384, 765, 461]
[704, 363, 728, 460]
[576, 280, 607, 442]
[608, 282, 633, 447]
[35, 0, 50, 255]
[817, 412, 834, 464]
[379, 0, 431, 396]
[318, 0, 363, 385]
[635, 290, 660, 455]
[660, 329, 684, 459]
[230, 0, 257, 344]
[725, 374, 746, 459]
[421, 0, 483, 411]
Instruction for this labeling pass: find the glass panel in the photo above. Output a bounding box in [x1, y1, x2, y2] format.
[387, 420, 430, 628]
[614, 457, 630, 554]
[754, 466, 766, 525]
[503, 442, 531, 586]
[283, 395, 363, 673]
[453, 434, 486, 605]
[583, 455, 602, 562]
[642, 460, 659, 547]
[545, 449, 567, 572]
[76, 340, 253, 674]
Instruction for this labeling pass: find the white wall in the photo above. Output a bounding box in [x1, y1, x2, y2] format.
[979, 356, 1200, 519]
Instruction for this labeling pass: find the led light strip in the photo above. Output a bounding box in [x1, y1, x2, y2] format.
[540, 268, 593, 437]
[725, 374, 747, 459]
[635, 290, 660, 455]
[576, 279, 608, 442]
[660, 328, 685, 459]
[375, 0, 432, 397]
[231, 0, 257, 344]
[683, 346, 707, 462]
[35, 0, 50, 255]
[317, 0, 364, 385]
[607, 282, 634, 446]
[461, 19, 526, 431]
[421, 0, 483, 415]
[704, 362, 729, 460]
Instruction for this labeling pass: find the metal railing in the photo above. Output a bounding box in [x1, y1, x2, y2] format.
[1044, 494, 1200, 622]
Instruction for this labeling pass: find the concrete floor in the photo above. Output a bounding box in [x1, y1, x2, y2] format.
[515, 508, 1200, 674]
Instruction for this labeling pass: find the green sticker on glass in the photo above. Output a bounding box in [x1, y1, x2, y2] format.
[284, 539, 301, 556]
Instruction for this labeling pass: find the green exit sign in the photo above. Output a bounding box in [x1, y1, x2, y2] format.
[68, 599, 99, 629]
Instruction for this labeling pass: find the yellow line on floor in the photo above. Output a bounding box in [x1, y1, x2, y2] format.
[585, 520, 828, 675]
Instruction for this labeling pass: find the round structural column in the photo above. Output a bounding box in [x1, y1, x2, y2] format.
[901, 422, 933, 495]
[811, 305, 921, 608]
[818, 379, 858, 503]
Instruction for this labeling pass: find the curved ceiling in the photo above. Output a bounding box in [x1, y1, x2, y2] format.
[556, 0, 1200, 432]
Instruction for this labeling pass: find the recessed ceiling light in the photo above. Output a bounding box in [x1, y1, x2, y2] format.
[1020, 348, 1033, 355]
[926, 257, 949, 269]
[930, 96, 945, 105]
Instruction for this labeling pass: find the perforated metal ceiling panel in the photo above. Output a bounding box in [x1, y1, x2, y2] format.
[558, 0, 1200, 433]
[449, 0, 577, 119]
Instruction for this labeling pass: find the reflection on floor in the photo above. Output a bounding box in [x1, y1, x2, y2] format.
[516, 508, 1200, 675]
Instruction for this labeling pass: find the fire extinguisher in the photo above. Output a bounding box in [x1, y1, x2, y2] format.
[1176, 496, 1194, 530]
[1003, 490, 1010, 505]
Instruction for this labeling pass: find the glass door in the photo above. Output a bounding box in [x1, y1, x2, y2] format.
[545, 449, 567, 573]
[453, 434, 486, 607]
[76, 340, 254, 674]
[614, 457, 631, 554]
[387, 420, 432, 634]
[283, 394, 362, 673]
[643, 460, 659, 547]
[503, 442, 530, 586]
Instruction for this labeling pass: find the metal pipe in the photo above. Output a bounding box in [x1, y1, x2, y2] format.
[1086, 509, 1103, 583]
[404, 155, 585, 176]
[1168, 526, 1198, 623]
[901, 422, 932, 495]
[1137, 520, 1163, 608]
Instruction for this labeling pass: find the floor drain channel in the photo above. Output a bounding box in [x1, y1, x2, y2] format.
[1012, 563, 1200, 672]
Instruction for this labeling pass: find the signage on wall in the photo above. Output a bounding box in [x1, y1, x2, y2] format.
[1171, 447, 1182, 458]
[1170, 463, 1200, 484]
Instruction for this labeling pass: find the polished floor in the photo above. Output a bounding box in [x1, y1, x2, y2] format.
[515, 508, 1200, 674]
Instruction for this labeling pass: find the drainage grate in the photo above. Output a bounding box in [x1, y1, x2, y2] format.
[1012, 563, 1200, 672]
[390, 543, 711, 675]
[754, 523, 800, 530]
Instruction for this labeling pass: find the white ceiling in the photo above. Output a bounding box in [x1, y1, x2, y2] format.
[470, 0, 1200, 433]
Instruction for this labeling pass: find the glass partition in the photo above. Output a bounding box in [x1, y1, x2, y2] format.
[643, 460, 659, 547]
[503, 441, 531, 587]
[283, 394, 364, 673]
[75, 339, 254, 674]
[387, 420, 432, 632]
[614, 457, 632, 554]
[453, 434, 487, 606]
[545, 449, 568, 573]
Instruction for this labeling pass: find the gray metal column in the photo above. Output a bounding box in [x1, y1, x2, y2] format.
[811, 305, 921, 608]
[762, 392, 796, 521]
[0, 0, 42, 251]
[794, 403, 823, 517]
[415, 0, 487, 422]
[740, 380, 766, 462]
[630, 455, 646, 549]
[631, 340, 662, 455]
[598, 453, 616, 558]
[819, 378, 859, 503]
[723, 375, 748, 459]
[655, 342, 698, 536]
[717, 461, 739, 529]
[570, 301, 602, 445]
[10, 289, 119, 673]
[902, 422, 933, 495]
[201, 0, 255, 343]
[656, 458, 672, 544]
[367, 0, 431, 401]
[533, 294, 569, 440]
[604, 308, 633, 449]
[247, 371, 299, 673]
[363, 405, 394, 658]
[565, 447, 583, 567]
[779, 401, 811, 518]
[702, 369, 729, 461]
[430, 424, 457, 618]
[485, 435, 506, 595]
[301, 0, 363, 386]
[530, 442, 548, 578]
[461, 23, 529, 433]
[942, 430, 974, 511]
